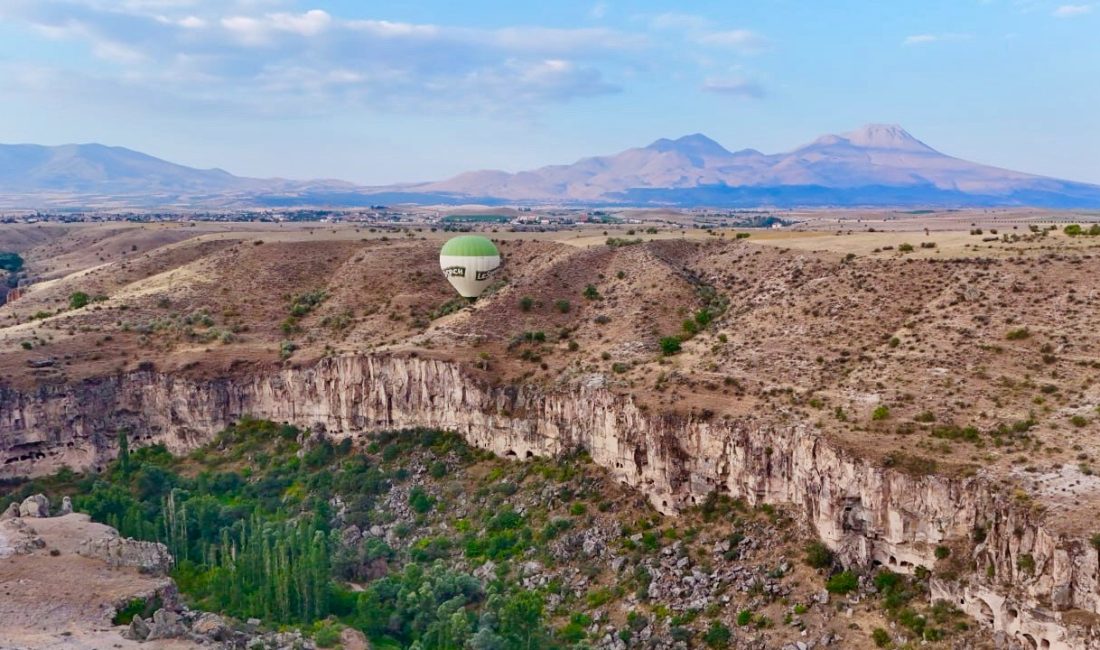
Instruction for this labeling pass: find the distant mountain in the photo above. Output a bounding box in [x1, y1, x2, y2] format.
[0, 143, 249, 194]
[2, 126, 1099, 208]
[410, 124, 1100, 207]
[0, 143, 353, 208]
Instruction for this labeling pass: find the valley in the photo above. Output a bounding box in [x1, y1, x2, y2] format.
[1, 215, 1100, 648]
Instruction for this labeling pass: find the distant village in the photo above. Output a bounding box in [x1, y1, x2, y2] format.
[0, 207, 791, 230]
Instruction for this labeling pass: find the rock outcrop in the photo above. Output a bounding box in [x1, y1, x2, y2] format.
[18, 494, 48, 518]
[0, 353, 1096, 648]
[78, 533, 173, 576]
[0, 517, 45, 557]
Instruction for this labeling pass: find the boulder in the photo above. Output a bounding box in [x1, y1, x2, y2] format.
[191, 612, 230, 640]
[122, 615, 151, 641]
[146, 608, 185, 640]
[60, 496, 73, 515]
[18, 494, 49, 518]
[340, 627, 370, 650]
[0, 502, 18, 520]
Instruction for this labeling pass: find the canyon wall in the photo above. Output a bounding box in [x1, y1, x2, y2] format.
[1, 354, 1097, 648]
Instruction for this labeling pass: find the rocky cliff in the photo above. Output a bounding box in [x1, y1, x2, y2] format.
[0, 354, 1096, 649]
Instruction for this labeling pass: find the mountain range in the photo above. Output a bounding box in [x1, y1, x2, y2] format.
[2, 125, 1099, 209]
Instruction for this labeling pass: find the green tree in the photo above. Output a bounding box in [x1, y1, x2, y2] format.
[117, 428, 131, 476]
[826, 570, 859, 594]
[0, 252, 24, 273]
[497, 591, 546, 650]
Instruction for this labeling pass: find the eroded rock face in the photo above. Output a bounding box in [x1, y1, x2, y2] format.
[0, 354, 1096, 648]
[78, 533, 173, 576]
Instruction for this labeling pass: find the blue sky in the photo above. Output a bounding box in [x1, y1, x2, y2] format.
[0, 0, 1097, 184]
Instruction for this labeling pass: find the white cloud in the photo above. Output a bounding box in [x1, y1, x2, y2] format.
[701, 77, 765, 98]
[1053, 4, 1093, 17]
[0, 1, 769, 118]
[698, 29, 768, 53]
[903, 33, 971, 46]
[178, 16, 206, 29]
[1, 1, 636, 115]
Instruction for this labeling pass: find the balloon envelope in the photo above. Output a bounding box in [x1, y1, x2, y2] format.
[439, 235, 501, 298]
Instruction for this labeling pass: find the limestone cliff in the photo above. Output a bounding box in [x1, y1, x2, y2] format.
[0, 354, 1096, 649]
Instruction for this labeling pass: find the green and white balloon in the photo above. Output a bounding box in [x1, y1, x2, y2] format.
[439, 235, 501, 298]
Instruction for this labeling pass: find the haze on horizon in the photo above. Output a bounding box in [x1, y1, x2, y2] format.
[0, 0, 1097, 186]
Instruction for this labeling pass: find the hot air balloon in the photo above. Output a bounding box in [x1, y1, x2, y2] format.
[439, 235, 501, 299]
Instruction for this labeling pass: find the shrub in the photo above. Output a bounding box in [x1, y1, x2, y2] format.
[69, 292, 90, 309]
[112, 596, 159, 625]
[659, 336, 682, 356]
[408, 487, 435, 514]
[313, 623, 342, 647]
[429, 461, 447, 479]
[934, 545, 951, 560]
[704, 621, 732, 648]
[555, 299, 571, 313]
[872, 405, 891, 421]
[1070, 415, 1088, 428]
[1065, 224, 1083, 236]
[1016, 554, 1035, 575]
[898, 243, 914, 253]
[519, 296, 534, 312]
[804, 541, 834, 569]
[289, 290, 326, 317]
[825, 571, 859, 594]
[871, 627, 891, 648]
[1005, 327, 1030, 341]
[735, 610, 753, 626]
[872, 570, 902, 593]
[583, 284, 600, 300]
